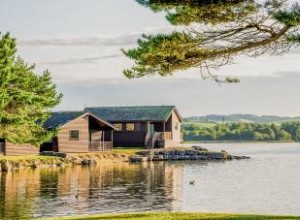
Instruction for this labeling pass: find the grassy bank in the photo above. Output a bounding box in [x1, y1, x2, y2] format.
[0, 149, 141, 171]
[43, 212, 300, 220]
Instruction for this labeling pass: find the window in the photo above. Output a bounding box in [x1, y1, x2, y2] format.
[69, 130, 79, 141]
[126, 123, 135, 131]
[114, 123, 123, 130]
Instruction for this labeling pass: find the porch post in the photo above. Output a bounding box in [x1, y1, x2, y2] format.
[111, 130, 113, 149]
[163, 121, 166, 140]
[103, 131, 105, 150]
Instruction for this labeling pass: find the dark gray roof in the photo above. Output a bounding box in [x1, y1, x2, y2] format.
[85, 106, 178, 122]
[45, 111, 84, 129]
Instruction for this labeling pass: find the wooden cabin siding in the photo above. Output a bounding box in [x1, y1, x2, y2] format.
[113, 131, 146, 147]
[57, 115, 89, 153]
[171, 111, 181, 141]
[5, 142, 39, 156]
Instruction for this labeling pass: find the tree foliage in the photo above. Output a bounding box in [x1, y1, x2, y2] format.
[0, 33, 62, 146]
[182, 121, 300, 141]
[123, 0, 300, 82]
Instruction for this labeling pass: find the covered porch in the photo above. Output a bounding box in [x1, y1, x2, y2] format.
[145, 117, 182, 148]
[88, 115, 116, 151]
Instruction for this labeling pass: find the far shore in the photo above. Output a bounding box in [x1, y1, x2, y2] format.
[184, 140, 297, 144]
[40, 211, 300, 220]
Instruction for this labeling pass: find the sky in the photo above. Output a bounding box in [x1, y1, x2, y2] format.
[0, 0, 300, 117]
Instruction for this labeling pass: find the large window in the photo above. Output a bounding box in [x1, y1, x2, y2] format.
[69, 130, 79, 141]
[126, 123, 135, 131]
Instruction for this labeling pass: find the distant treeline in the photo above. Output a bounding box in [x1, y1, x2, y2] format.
[182, 122, 300, 142]
[185, 114, 300, 124]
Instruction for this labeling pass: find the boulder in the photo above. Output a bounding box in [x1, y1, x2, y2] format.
[185, 150, 199, 156]
[169, 155, 179, 160]
[81, 159, 91, 166]
[206, 152, 225, 159]
[191, 146, 208, 151]
[175, 150, 185, 156]
[129, 156, 148, 163]
[152, 155, 164, 161]
[195, 155, 208, 160]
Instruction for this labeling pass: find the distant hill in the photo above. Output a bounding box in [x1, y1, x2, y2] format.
[184, 114, 300, 124]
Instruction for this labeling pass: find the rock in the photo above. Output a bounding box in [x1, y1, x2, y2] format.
[234, 156, 251, 160]
[206, 152, 225, 159]
[169, 155, 179, 160]
[31, 162, 38, 169]
[185, 150, 199, 156]
[136, 151, 150, 156]
[1, 160, 12, 172]
[152, 155, 164, 161]
[175, 150, 185, 156]
[167, 150, 175, 155]
[227, 155, 234, 160]
[191, 146, 208, 152]
[81, 159, 91, 166]
[54, 152, 67, 158]
[57, 162, 65, 167]
[195, 155, 208, 160]
[129, 156, 148, 163]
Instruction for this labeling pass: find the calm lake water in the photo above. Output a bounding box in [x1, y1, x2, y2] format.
[1, 143, 300, 219]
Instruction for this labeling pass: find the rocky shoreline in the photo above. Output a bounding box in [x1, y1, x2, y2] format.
[0, 146, 250, 172]
[0, 152, 130, 172]
[129, 146, 250, 162]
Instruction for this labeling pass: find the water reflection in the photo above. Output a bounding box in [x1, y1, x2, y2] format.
[1, 144, 300, 219]
[0, 162, 184, 219]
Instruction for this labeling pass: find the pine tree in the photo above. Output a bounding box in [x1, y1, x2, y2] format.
[123, 0, 300, 82]
[0, 33, 62, 146]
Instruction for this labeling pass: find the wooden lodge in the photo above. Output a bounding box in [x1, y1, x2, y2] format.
[42, 112, 117, 153]
[86, 106, 183, 148]
[0, 105, 183, 156]
[1, 112, 116, 156]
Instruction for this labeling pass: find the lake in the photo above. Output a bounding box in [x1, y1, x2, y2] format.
[1, 143, 300, 219]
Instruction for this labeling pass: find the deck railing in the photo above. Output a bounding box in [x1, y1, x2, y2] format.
[89, 141, 113, 151]
[0, 142, 5, 155]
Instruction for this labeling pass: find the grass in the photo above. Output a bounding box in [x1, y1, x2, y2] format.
[0, 155, 61, 162]
[41, 212, 300, 220]
[112, 147, 144, 155]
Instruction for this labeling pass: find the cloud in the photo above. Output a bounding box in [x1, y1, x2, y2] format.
[18, 27, 175, 48]
[38, 54, 122, 66]
[18, 33, 141, 48]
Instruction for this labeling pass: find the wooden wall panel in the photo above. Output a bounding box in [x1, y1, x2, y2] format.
[5, 142, 39, 156]
[171, 111, 181, 141]
[57, 115, 89, 153]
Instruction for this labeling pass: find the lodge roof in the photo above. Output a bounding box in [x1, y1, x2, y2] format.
[45, 111, 84, 129]
[85, 105, 183, 122]
[45, 111, 117, 130]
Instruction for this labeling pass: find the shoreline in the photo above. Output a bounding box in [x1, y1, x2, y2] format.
[0, 146, 249, 172]
[0, 151, 131, 172]
[40, 211, 300, 220]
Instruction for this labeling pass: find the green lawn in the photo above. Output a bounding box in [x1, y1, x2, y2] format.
[42, 212, 300, 220]
[112, 147, 144, 155]
[0, 155, 61, 162]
